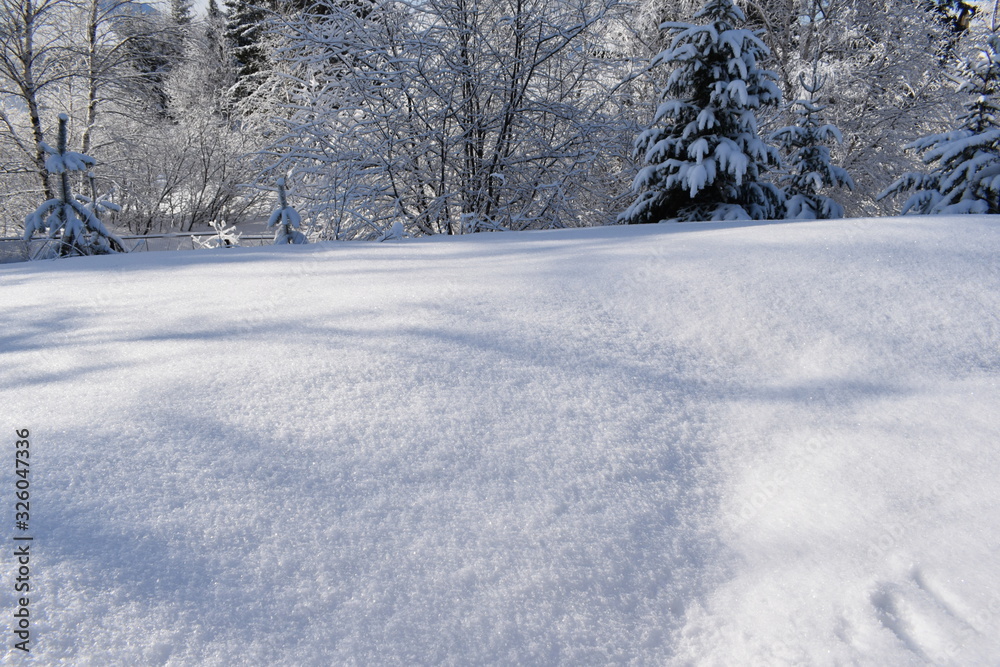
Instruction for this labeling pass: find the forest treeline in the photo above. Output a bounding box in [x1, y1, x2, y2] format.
[0, 0, 988, 240]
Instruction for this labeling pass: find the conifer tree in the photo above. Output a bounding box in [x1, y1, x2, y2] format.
[166, 0, 194, 78]
[206, 0, 226, 47]
[771, 66, 854, 219]
[619, 0, 784, 224]
[23, 115, 125, 257]
[268, 178, 307, 244]
[171, 0, 193, 27]
[879, 32, 1000, 215]
[225, 0, 271, 101]
[117, 4, 178, 116]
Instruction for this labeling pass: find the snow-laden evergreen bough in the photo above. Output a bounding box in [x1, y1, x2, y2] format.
[879, 33, 1000, 215]
[619, 0, 784, 224]
[23, 115, 125, 257]
[77, 172, 123, 223]
[268, 178, 307, 245]
[770, 67, 854, 220]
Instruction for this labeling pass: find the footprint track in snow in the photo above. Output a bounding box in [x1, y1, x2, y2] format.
[869, 567, 981, 665]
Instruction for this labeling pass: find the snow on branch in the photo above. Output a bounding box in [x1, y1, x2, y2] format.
[267, 178, 307, 245]
[23, 114, 125, 257]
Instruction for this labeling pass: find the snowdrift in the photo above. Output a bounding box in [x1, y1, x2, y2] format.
[1, 216, 998, 664]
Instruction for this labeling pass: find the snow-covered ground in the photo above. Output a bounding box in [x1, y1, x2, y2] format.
[1, 216, 998, 665]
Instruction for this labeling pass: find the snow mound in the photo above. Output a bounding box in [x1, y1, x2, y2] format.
[1, 216, 998, 664]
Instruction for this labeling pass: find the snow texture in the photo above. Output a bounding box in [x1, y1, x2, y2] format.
[1, 217, 999, 664]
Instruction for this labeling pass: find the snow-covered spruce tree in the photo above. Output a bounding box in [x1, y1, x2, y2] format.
[770, 67, 854, 219]
[268, 178, 306, 244]
[619, 0, 784, 223]
[225, 0, 271, 102]
[171, 0, 193, 26]
[878, 32, 1000, 215]
[23, 114, 125, 257]
[705, 0, 970, 217]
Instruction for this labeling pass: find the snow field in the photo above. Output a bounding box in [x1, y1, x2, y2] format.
[1, 216, 998, 664]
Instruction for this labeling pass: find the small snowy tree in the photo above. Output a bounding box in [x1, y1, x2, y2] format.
[267, 178, 306, 245]
[619, 0, 784, 224]
[23, 114, 125, 257]
[879, 32, 1000, 215]
[771, 67, 854, 219]
[194, 218, 242, 248]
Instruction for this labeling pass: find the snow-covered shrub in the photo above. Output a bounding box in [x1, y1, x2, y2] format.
[377, 220, 408, 242]
[256, 0, 637, 237]
[619, 0, 784, 224]
[267, 178, 306, 245]
[194, 219, 242, 248]
[879, 32, 1000, 215]
[770, 68, 854, 220]
[23, 115, 126, 257]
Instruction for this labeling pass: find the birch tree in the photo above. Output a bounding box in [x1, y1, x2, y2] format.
[0, 0, 166, 232]
[0, 0, 70, 203]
